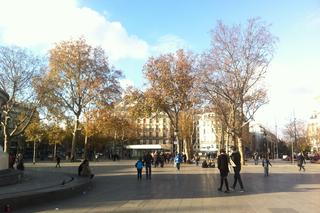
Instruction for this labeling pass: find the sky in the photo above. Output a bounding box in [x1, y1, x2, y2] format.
[0, 0, 319, 134]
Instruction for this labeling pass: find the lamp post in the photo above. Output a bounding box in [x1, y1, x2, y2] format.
[292, 117, 297, 164]
[263, 131, 268, 159]
[275, 124, 279, 159]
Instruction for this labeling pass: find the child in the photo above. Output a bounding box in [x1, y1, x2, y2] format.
[175, 153, 183, 170]
[135, 157, 144, 180]
[262, 156, 272, 176]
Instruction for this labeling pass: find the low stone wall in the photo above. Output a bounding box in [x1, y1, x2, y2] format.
[0, 169, 23, 187]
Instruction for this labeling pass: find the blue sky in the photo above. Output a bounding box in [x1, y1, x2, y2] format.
[0, 0, 319, 133]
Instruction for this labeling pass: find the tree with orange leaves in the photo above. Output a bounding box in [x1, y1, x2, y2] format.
[38, 38, 122, 161]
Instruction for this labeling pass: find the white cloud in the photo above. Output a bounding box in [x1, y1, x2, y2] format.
[151, 34, 188, 55]
[0, 0, 148, 61]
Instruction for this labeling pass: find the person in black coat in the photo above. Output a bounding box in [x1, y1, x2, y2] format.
[217, 149, 230, 193]
[143, 152, 153, 179]
[297, 152, 306, 172]
[230, 146, 244, 192]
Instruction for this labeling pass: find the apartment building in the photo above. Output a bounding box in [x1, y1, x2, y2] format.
[307, 112, 320, 152]
[195, 112, 220, 153]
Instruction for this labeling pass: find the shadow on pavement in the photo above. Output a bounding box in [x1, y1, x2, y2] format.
[20, 170, 320, 212]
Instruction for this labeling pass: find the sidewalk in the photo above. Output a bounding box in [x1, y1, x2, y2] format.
[0, 167, 92, 212]
[16, 160, 320, 213]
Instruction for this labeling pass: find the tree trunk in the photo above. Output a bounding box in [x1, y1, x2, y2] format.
[54, 142, 57, 159]
[113, 131, 117, 154]
[183, 138, 192, 161]
[174, 116, 180, 153]
[2, 112, 9, 153]
[70, 116, 80, 162]
[237, 136, 245, 165]
[84, 134, 88, 159]
[33, 140, 36, 164]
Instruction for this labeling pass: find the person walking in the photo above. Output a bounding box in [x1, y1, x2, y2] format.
[143, 152, 153, 180]
[55, 155, 61, 168]
[217, 149, 230, 193]
[175, 153, 183, 170]
[297, 152, 306, 172]
[254, 152, 259, 165]
[195, 154, 200, 166]
[135, 157, 144, 180]
[15, 153, 24, 171]
[230, 146, 244, 192]
[262, 155, 272, 176]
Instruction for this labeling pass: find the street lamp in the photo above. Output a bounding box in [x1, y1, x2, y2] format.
[263, 130, 268, 159]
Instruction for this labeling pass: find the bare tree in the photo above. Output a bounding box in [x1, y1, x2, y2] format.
[199, 18, 277, 164]
[284, 119, 310, 153]
[0, 46, 44, 153]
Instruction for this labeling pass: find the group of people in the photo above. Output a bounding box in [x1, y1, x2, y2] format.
[217, 147, 244, 193]
[217, 147, 277, 193]
[134, 152, 185, 180]
[9, 152, 24, 171]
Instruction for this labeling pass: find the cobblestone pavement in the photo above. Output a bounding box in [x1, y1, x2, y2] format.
[17, 159, 320, 213]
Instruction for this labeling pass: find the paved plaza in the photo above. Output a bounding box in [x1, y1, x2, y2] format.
[12, 159, 320, 213]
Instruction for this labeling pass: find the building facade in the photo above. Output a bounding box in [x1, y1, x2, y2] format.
[195, 112, 219, 153]
[307, 112, 320, 152]
[249, 122, 278, 158]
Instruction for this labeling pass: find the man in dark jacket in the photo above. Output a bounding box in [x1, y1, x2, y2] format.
[230, 146, 244, 192]
[143, 152, 153, 179]
[297, 152, 306, 172]
[217, 149, 230, 193]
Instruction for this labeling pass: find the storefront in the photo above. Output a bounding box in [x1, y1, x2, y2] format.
[126, 144, 172, 158]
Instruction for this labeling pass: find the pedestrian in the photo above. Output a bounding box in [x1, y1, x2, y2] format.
[78, 159, 94, 179]
[175, 153, 183, 170]
[9, 152, 15, 169]
[143, 152, 153, 180]
[55, 155, 61, 168]
[230, 146, 244, 192]
[217, 149, 230, 193]
[262, 155, 272, 176]
[195, 154, 200, 166]
[15, 153, 24, 171]
[135, 157, 144, 180]
[297, 152, 306, 172]
[183, 153, 187, 163]
[254, 152, 259, 165]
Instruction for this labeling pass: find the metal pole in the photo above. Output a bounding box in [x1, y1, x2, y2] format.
[293, 116, 297, 165]
[275, 124, 278, 159]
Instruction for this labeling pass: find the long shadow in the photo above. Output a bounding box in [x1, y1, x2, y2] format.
[19, 171, 320, 213]
[92, 172, 320, 201]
